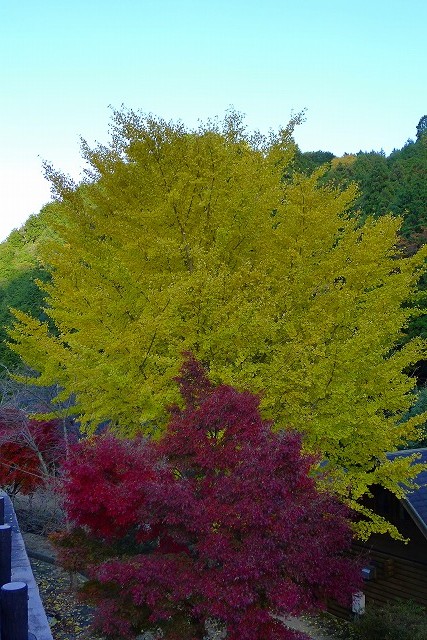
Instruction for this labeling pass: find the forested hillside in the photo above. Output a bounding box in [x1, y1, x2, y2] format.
[293, 116, 427, 239]
[326, 139, 427, 239]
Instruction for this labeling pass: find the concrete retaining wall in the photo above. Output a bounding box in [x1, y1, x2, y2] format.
[1, 491, 53, 640]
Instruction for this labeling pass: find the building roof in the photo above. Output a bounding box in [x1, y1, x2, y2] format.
[387, 448, 427, 539]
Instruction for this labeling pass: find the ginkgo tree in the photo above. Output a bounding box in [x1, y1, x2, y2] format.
[8, 108, 427, 538]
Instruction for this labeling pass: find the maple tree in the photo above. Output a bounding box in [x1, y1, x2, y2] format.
[54, 354, 361, 640]
[7, 109, 427, 536]
[0, 407, 65, 495]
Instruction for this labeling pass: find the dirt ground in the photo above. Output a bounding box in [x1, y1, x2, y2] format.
[23, 532, 103, 640]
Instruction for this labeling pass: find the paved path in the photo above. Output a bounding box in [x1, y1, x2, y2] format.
[282, 616, 334, 639]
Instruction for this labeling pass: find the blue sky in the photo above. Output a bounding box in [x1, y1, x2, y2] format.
[1, 0, 426, 241]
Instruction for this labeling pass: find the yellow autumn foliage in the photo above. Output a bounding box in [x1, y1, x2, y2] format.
[8, 109, 427, 537]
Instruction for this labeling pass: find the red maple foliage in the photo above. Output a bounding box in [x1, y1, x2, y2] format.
[0, 407, 65, 495]
[55, 354, 362, 640]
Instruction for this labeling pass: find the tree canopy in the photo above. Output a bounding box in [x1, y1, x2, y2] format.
[8, 108, 427, 537]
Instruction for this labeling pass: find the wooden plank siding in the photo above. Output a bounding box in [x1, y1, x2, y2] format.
[328, 543, 427, 619]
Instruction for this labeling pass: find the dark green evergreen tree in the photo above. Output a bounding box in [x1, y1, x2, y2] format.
[416, 115, 427, 141]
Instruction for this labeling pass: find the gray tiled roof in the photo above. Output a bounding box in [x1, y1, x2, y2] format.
[387, 448, 427, 536]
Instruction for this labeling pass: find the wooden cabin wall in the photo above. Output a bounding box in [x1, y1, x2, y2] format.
[328, 541, 427, 619]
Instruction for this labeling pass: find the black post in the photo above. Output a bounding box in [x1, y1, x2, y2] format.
[1, 582, 28, 640]
[0, 497, 4, 526]
[0, 526, 11, 588]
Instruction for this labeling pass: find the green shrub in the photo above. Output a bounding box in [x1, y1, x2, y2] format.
[353, 600, 427, 640]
